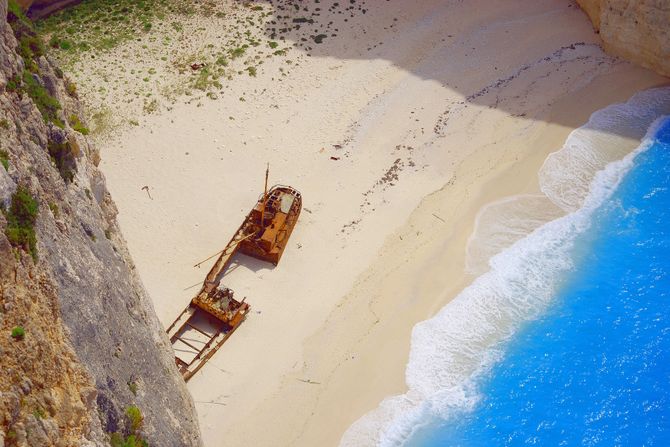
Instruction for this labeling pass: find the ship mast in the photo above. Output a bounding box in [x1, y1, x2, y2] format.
[260, 163, 269, 228]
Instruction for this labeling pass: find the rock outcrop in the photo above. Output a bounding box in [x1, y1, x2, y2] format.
[1, 1, 201, 445]
[576, 0, 670, 77]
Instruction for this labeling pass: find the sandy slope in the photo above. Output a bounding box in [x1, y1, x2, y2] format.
[92, 0, 667, 445]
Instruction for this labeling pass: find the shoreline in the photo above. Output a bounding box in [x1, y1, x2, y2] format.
[84, 1, 669, 445]
[340, 77, 670, 447]
[382, 109, 670, 447]
[235, 67, 666, 447]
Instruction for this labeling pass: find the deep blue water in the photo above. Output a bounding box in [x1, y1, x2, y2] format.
[408, 120, 670, 446]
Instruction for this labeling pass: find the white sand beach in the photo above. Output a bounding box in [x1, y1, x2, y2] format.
[80, 0, 668, 445]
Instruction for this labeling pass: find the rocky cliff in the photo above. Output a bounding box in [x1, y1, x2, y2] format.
[577, 0, 670, 77]
[0, 1, 201, 445]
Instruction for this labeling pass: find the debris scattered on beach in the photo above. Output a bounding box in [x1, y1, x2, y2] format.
[296, 378, 321, 385]
[141, 185, 153, 200]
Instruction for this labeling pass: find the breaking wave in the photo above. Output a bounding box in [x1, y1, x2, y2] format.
[340, 87, 670, 447]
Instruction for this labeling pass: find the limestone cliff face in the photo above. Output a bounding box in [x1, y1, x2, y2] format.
[577, 0, 670, 78]
[0, 1, 201, 445]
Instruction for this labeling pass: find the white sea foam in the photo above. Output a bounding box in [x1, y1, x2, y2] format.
[465, 194, 565, 275]
[340, 88, 670, 447]
[540, 87, 670, 212]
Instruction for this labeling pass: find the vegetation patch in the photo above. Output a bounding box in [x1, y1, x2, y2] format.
[6, 74, 21, 92]
[7, 1, 64, 127]
[48, 202, 59, 217]
[3, 186, 39, 261]
[7, 0, 32, 31]
[32, 407, 46, 419]
[230, 45, 247, 59]
[29, 0, 299, 123]
[0, 150, 9, 171]
[21, 70, 64, 127]
[65, 80, 78, 98]
[18, 34, 46, 73]
[69, 114, 90, 135]
[126, 405, 143, 432]
[192, 67, 221, 91]
[8, 0, 47, 73]
[109, 405, 148, 447]
[110, 433, 148, 447]
[11, 326, 26, 339]
[37, 0, 193, 54]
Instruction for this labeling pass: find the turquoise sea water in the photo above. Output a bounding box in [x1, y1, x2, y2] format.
[405, 118, 670, 446]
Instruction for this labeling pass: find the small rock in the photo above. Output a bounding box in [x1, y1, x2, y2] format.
[80, 387, 97, 410]
[41, 418, 59, 442]
[43, 393, 57, 416]
[11, 422, 26, 446]
[0, 166, 16, 209]
[81, 222, 95, 239]
[25, 416, 49, 446]
[48, 125, 68, 146]
[20, 379, 32, 395]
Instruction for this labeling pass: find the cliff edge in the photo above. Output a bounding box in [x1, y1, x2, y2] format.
[577, 0, 670, 77]
[0, 1, 201, 445]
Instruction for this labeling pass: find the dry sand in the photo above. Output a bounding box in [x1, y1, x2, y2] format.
[81, 0, 669, 445]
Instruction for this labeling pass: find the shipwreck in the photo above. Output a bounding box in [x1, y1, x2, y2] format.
[167, 167, 302, 380]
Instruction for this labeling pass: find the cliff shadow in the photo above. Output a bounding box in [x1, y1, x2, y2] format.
[248, 0, 667, 139]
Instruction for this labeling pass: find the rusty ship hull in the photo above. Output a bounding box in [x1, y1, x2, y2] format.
[238, 185, 302, 265]
[167, 183, 301, 381]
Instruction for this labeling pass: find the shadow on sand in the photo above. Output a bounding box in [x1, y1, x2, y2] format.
[245, 0, 666, 139]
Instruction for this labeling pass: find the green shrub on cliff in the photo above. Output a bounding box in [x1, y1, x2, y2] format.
[7, 0, 46, 73]
[0, 150, 9, 171]
[21, 70, 64, 127]
[109, 433, 148, 447]
[6, 1, 64, 126]
[48, 202, 59, 217]
[69, 114, 90, 135]
[3, 186, 39, 261]
[5, 70, 64, 127]
[108, 405, 148, 447]
[18, 35, 46, 72]
[125, 405, 143, 432]
[65, 80, 78, 98]
[5, 75, 21, 92]
[11, 326, 26, 339]
[32, 407, 46, 419]
[7, 0, 33, 34]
